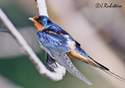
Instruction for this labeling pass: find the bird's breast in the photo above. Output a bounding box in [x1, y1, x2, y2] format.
[33, 21, 45, 32]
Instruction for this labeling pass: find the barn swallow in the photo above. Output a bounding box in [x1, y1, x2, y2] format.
[29, 15, 125, 85]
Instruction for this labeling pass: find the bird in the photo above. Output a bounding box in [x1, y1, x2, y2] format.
[29, 15, 125, 85]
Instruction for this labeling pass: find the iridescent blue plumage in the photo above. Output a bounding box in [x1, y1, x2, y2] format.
[36, 16, 76, 56]
[75, 44, 90, 58]
[35, 16, 92, 84]
[37, 29, 71, 55]
[29, 15, 125, 85]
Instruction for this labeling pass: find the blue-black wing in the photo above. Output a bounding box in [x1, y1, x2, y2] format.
[37, 24, 72, 53]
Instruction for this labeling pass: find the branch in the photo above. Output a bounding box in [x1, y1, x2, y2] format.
[36, 0, 48, 17]
[0, 8, 65, 81]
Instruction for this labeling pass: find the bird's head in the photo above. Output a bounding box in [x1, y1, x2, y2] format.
[29, 15, 52, 31]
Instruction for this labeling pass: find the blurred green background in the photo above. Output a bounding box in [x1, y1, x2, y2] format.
[0, 0, 125, 88]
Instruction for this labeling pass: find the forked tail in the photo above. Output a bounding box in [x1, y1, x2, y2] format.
[103, 70, 125, 82]
[70, 45, 125, 82]
[93, 59, 125, 82]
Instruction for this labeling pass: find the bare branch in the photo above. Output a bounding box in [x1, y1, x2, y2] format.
[0, 8, 65, 81]
[36, 0, 48, 17]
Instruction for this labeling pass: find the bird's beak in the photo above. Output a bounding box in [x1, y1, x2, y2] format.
[28, 17, 35, 22]
[29, 17, 45, 31]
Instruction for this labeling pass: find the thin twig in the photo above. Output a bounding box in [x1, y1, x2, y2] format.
[0, 8, 65, 81]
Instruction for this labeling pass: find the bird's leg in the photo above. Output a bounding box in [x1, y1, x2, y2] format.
[45, 52, 58, 72]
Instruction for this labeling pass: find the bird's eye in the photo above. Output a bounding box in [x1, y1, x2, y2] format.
[36, 19, 42, 23]
[39, 19, 43, 23]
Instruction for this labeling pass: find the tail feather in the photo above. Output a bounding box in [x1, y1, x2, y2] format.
[92, 58, 125, 82]
[103, 70, 125, 82]
[92, 59, 109, 71]
[69, 45, 125, 82]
